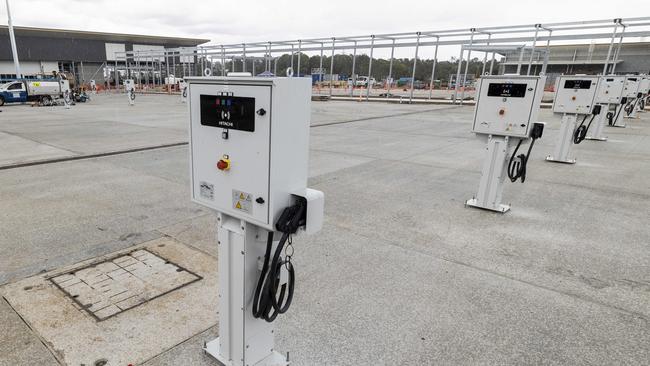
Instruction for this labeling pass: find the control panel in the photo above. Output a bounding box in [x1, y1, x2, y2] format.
[594, 76, 625, 104]
[552, 75, 599, 114]
[124, 79, 135, 92]
[188, 76, 311, 230]
[622, 76, 640, 98]
[472, 75, 546, 138]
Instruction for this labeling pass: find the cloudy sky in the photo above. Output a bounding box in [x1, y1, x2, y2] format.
[2, 0, 649, 59]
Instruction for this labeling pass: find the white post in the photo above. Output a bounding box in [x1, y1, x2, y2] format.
[546, 114, 577, 164]
[466, 135, 515, 213]
[203, 215, 288, 366]
[586, 108, 608, 141]
[5, 0, 22, 79]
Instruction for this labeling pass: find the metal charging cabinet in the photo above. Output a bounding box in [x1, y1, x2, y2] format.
[546, 75, 600, 163]
[189, 77, 310, 231]
[467, 75, 545, 213]
[588, 75, 625, 140]
[187, 76, 323, 366]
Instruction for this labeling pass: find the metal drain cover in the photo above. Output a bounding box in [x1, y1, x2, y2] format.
[50, 249, 201, 320]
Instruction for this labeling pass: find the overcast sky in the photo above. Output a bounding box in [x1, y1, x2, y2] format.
[2, 0, 650, 59]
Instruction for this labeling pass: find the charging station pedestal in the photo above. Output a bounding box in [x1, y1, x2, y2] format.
[124, 79, 135, 106]
[546, 113, 577, 164]
[180, 80, 188, 103]
[466, 75, 545, 213]
[204, 215, 288, 366]
[614, 76, 641, 126]
[187, 76, 324, 366]
[466, 135, 515, 213]
[585, 108, 608, 141]
[611, 101, 627, 128]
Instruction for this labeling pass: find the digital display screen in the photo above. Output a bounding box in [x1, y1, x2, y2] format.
[200, 95, 256, 132]
[628, 78, 638, 82]
[487, 83, 527, 98]
[606, 78, 614, 82]
[564, 80, 592, 89]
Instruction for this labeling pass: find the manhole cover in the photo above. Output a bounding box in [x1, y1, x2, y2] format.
[50, 249, 202, 321]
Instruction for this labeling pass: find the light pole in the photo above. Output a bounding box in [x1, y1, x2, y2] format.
[5, 0, 22, 79]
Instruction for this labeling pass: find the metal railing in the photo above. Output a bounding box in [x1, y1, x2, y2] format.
[112, 17, 650, 104]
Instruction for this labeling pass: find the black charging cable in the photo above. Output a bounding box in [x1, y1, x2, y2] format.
[252, 199, 306, 323]
[508, 139, 534, 183]
[508, 123, 544, 183]
[624, 99, 636, 116]
[573, 105, 600, 144]
[609, 103, 624, 126]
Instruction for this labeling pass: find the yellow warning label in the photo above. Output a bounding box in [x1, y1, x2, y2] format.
[232, 189, 252, 214]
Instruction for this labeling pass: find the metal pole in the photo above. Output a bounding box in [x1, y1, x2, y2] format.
[409, 32, 421, 103]
[221, 46, 226, 76]
[242, 44, 246, 73]
[115, 59, 119, 91]
[489, 52, 496, 75]
[481, 33, 492, 75]
[366, 35, 375, 100]
[516, 45, 526, 74]
[386, 39, 395, 99]
[290, 45, 294, 76]
[297, 40, 302, 77]
[319, 43, 324, 83]
[428, 37, 439, 100]
[460, 29, 475, 104]
[329, 38, 335, 97]
[200, 46, 205, 76]
[527, 25, 540, 75]
[5, 0, 22, 79]
[602, 20, 620, 75]
[350, 41, 357, 96]
[80, 61, 85, 84]
[611, 24, 626, 74]
[165, 52, 170, 93]
[453, 46, 464, 104]
[541, 30, 552, 74]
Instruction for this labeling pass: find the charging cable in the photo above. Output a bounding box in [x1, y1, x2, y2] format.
[252, 199, 306, 323]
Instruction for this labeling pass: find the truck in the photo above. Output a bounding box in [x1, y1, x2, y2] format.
[0, 79, 71, 106]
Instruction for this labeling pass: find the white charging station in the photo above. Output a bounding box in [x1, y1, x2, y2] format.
[631, 76, 649, 115]
[187, 75, 324, 366]
[124, 79, 136, 106]
[546, 75, 600, 164]
[587, 75, 625, 141]
[466, 75, 546, 213]
[90, 79, 97, 95]
[612, 76, 640, 126]
[179, 79, 188, 103]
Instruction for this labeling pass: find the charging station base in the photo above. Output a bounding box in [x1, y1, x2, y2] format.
[585, 136, 607, 141]
[465, 198, 511, 213]
[204, 338, 289, 366]
[545, 156, 576, 164]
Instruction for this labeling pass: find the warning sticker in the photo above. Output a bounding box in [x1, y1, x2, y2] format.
[232, 190, 252, 214]
[199, 182, 214, 200]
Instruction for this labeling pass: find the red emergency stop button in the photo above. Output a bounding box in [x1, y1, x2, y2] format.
[217, 158, 230, 171]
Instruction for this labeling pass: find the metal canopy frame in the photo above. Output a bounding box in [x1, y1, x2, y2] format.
[112, 17, 650, 102]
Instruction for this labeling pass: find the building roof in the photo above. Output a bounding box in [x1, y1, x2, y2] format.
[0, 25, 210, 47]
